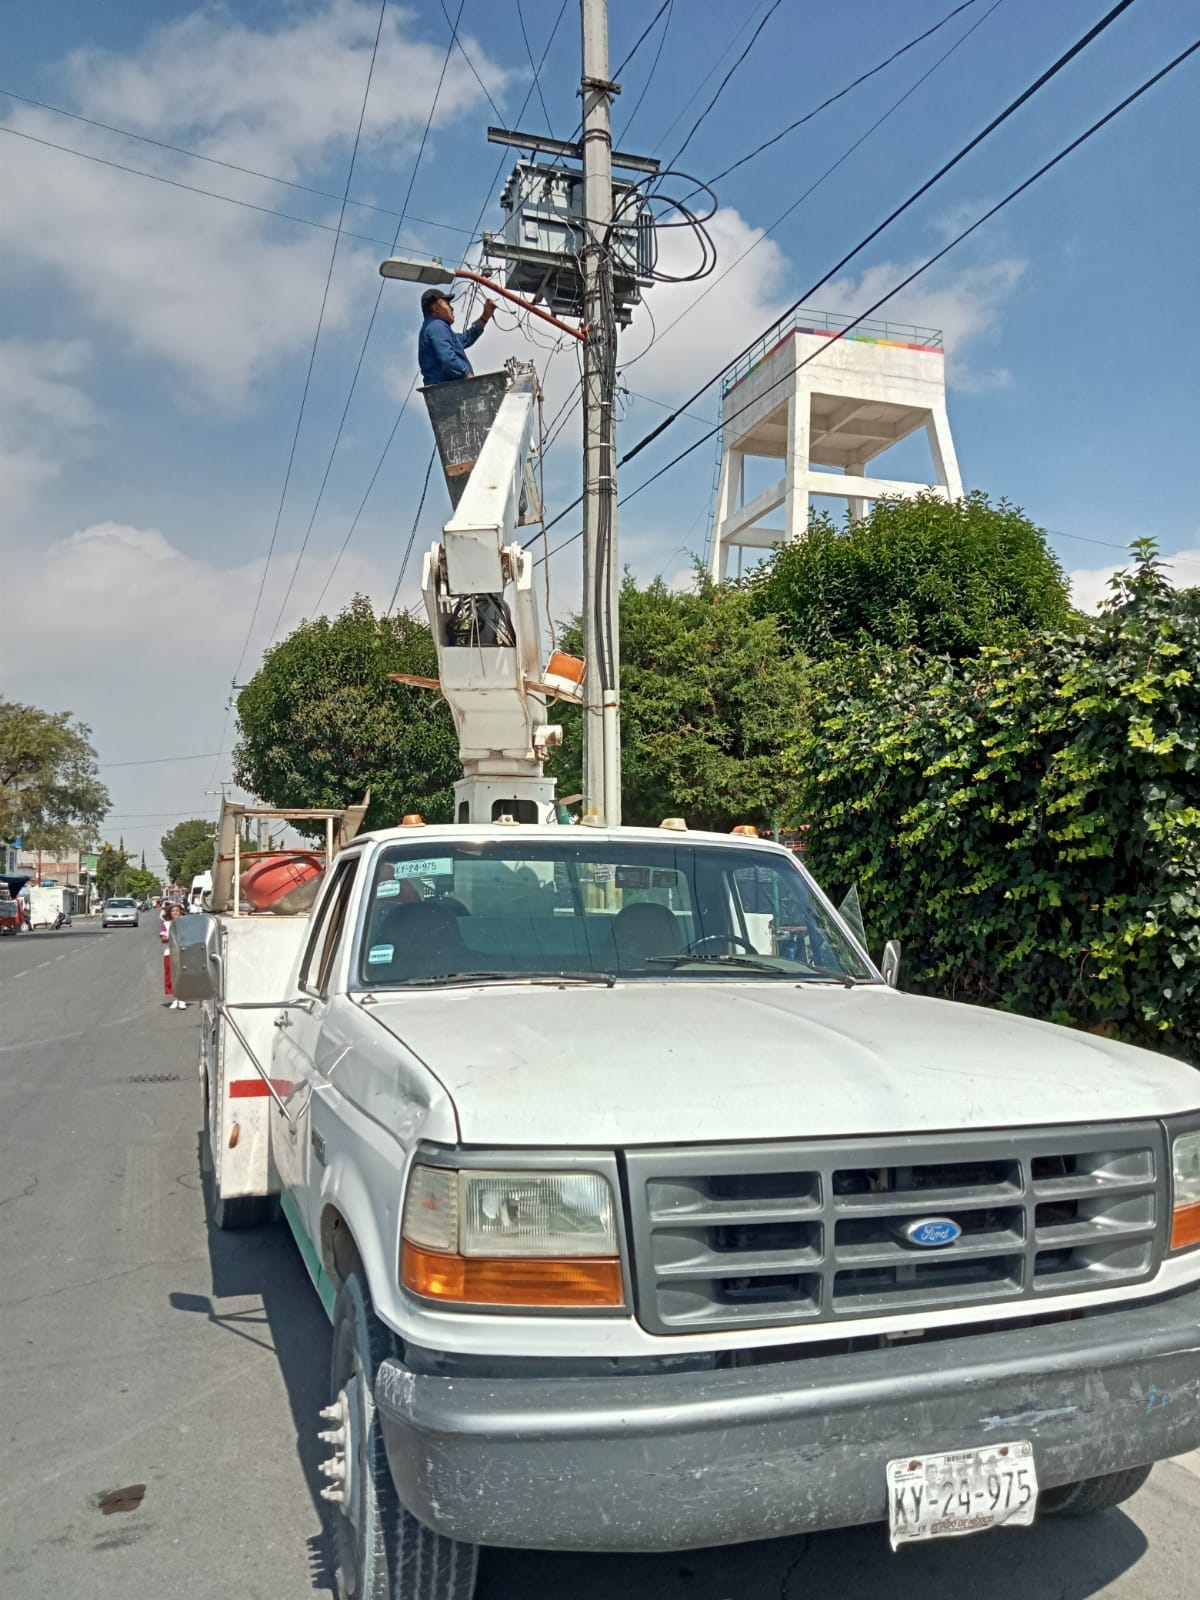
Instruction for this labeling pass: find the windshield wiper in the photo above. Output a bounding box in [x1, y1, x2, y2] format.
[646, 954, 862, 985]
[386, 970, 617, 989]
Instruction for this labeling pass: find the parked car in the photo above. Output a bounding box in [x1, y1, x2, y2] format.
[102, 897, 140, 929]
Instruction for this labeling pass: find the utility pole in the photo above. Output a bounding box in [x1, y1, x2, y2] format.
[580, 0, 622, 826]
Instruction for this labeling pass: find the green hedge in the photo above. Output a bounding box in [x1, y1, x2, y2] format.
[795, 547, 1200, 1062]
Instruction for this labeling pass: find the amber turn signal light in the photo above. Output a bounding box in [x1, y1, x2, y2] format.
[402, 1242, 624, 1308]
[1170, 1200, 1200, 1252]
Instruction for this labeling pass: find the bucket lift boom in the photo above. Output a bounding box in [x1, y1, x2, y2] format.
[409, 363, 580, 825]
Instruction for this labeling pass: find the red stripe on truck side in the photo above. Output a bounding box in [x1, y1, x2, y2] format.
[229, 1078, 294, 1099]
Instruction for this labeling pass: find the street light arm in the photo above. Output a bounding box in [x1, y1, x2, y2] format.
[453, 270, 586, 342]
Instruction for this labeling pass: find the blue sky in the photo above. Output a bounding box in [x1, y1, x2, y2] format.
[1, 0, 1197, 865]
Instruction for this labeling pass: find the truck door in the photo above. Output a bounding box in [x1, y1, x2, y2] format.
[272, 854, 360, 1235]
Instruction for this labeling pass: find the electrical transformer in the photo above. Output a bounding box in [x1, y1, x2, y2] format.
[483, 161, 655, 327]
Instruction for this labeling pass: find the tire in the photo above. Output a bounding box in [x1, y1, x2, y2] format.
[200, 1072, 271, 1231]
[329, 1271, 478, 1600]
[1041, 1463, 1154, 1517]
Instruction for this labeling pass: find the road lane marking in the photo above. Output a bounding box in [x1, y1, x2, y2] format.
[37, 960, 50, 968]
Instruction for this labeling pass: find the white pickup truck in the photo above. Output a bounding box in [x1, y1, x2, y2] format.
[174, 815, 1200, 1600]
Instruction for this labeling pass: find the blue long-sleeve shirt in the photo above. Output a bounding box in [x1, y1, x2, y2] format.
[418, 314, 485, 385]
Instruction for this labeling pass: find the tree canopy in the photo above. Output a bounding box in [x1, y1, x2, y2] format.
[749, 491, 1073, 659]
[95, 843, 132, 898]
[233, 597, 460, 832]
[0, 699, 108, 851]
[161, 818, 216, 884]
[125, 866, 161, 900]
[551, 574, 808, 831]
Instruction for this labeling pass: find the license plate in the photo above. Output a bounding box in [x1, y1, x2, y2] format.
[887, 1439, 1038, 1550]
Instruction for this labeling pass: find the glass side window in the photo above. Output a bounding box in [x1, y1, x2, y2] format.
[300, 858, 358, 994]
[356, 840, 873, 987]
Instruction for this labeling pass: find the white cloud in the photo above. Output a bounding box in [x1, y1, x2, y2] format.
[1069, 545, 1200, 612]
[0, 338, 97, 513]
[1, 518, 400, 851]
[0, 3, 510, 405]
[813, 256, 1026, 392]
[611, 210, 1025, 400]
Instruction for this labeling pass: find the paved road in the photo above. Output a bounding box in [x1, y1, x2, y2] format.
[2, 919, 1198, 1598]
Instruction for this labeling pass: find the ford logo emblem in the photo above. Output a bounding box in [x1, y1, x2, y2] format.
[897, 1217, 962, 1249]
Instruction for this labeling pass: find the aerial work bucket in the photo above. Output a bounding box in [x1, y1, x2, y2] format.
[421, 371, 511, 508]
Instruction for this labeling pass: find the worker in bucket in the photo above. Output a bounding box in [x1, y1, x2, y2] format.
[418, 286, 496, 385]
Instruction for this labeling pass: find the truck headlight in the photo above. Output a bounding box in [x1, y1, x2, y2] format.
[1171, 1131, 1200, 1252]
[400, 1164, 624, 1308]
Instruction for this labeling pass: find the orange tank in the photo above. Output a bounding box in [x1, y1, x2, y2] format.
[240, 853, 325, 915]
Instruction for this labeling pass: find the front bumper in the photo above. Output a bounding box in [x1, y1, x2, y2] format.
[376, 1282, 1200, 1552]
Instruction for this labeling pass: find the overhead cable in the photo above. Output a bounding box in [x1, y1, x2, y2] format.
[621, 0, 1006, 374]
[228, 0, 390, 691]
[660, 0, 784, 173]
[614, 0, 673, 144]
[705, 0, 985, 188]
[0, 121, 403, 250]
[621, 0, 1141, 470]
[266, 2, 467, 644]
[0, 84, 477, 237]
[536, 35, 1200, 565]
[437, 0, 505, 121]
[305, 0, 571, 615]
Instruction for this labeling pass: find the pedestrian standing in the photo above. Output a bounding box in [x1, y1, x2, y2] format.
[162, 902, 188, 1010]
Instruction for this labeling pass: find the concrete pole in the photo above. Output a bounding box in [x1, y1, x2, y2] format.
[580, 0, 621, 826]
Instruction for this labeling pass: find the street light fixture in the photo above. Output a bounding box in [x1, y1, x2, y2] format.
[379, 252, 585, 343]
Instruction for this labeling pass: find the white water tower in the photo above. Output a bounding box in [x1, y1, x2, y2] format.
[707, 310, 963, 580]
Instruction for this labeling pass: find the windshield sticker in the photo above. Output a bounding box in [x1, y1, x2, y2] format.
[367, 944, 394, 965]
[615, 866, 650, 890]
[376, 880, 401, 898]
[393, 858, 451, 880]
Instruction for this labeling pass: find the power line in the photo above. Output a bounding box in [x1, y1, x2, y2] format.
[230, 0, 389, 680]
[705, 0, 985, 188]
[621, 0, 1007, 375]
[647, 0, 778, 159]
[621, 0, 1141, 471]
[538, 34, 1200, 564]
[660, 0, 783, 173]
[103, 751, 224, 769]
[305, 0, 572, 616]
[265, 1, 466, 645]
[437, 1, 505, 122]
[516, 0, 556, 136]
[0, 120, 399, 251]
[386, 447, 438, 615]
[0, 83, 478, 238]
[614, 0, 673, 144]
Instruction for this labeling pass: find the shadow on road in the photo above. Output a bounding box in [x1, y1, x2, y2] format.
[170, 1138, 1151, 1600]
[171, 1137, 338, 1593]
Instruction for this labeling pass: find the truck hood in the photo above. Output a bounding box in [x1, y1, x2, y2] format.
[364, 982, 1200, 1147]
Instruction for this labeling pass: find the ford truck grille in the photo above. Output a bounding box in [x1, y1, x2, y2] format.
[623, 1126, 1164, 1334]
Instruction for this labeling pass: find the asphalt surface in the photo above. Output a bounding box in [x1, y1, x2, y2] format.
[2, 917, 1198, 1599]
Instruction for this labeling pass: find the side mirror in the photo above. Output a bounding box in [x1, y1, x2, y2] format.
[169, 913, 221, 1002]
[880, 939, 902, 989]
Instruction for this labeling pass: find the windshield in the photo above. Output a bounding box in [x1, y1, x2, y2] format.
[357, 838, 873, 988]
[108, 898, 136, 908]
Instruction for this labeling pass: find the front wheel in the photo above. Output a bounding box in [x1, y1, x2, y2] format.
[327, 1272, 478, 1600]
[1041, 1463, 1154, 1516]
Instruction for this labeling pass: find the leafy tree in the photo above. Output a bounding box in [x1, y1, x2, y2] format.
[233, 598, 460, 831]
[125, 866, 161, 900]
[96, 843, 132, 897]
[794, 543, 1200, 1059]
[749, 491, 1073, 660]
[161, 819, 216, 884]
[551, 574, 808, 831]
[0, 700, 108, 851]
